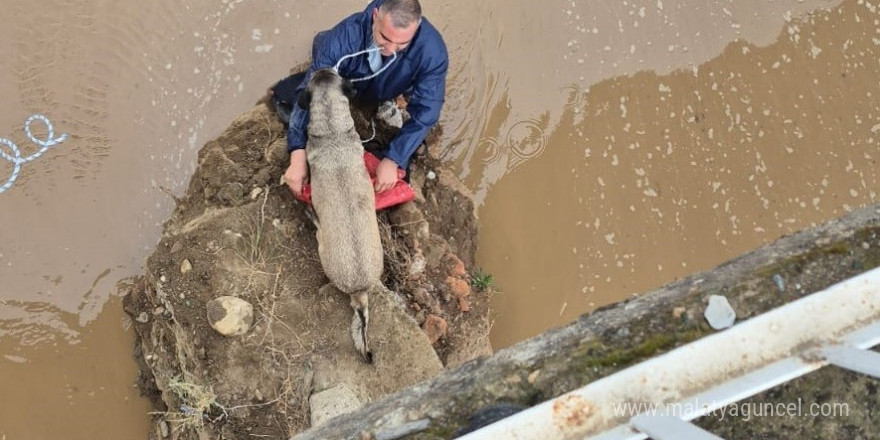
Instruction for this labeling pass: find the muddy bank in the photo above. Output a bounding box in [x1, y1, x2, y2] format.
[122, 101, 491, 439]
[292, 203, 880, 439]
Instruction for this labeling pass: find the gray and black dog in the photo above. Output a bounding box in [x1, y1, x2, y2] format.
[298, 68, 383, 362]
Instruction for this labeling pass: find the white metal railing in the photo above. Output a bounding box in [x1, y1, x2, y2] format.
[458, 267, 880, 440]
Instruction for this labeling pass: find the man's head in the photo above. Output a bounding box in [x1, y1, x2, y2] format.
[372, 0, 422, 56]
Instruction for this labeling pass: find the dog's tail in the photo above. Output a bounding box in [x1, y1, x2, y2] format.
[349, 286, 381, 364]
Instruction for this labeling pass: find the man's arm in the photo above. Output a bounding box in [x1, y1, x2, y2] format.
[374, 50, 448, 192]
[384, 57, 447, 170]
[285, 23, 361, 196]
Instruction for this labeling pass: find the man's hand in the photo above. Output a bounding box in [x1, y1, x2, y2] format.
[374, 157, 401, 193]
[284, 149, 309, 197]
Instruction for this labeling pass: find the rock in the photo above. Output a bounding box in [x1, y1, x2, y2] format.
[446, 276, 471, 299]
[427, 170, 437, 180]
[158, 420, 170, 438]
[527, 369, 541, 384]
[389, 202, 429, 242]
[206, 296, 254, 336]
[216, 182, 245, 206]
[457, 296, 471, 313]
[704, 295, 736, 330]
[180, 259, 193, 274]
[414, 309, 427, 326]
[422, 315, 448, 344]
[136, 312, 149, 323]
[254, 168, 275, 188]
[170, 241, 183, 254]
[412, 287, 442, 315]
[772, 273, 786, 292]
[266, 138, 289, 164]
[408, 252, 427, 278]
[309, 382, 362, 427]
[249, 187, 263, 200]
[412, 288, 431, 305]
[447, 253, 467, 278]
[375, 419, 431, 440]
[672, 307, 686, 319]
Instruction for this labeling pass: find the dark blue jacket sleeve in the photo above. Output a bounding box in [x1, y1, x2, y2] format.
[384, 50, 448, 170]
[287, 25, 360, 152]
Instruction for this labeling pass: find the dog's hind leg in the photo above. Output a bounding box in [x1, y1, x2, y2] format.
[349, 290, 372, 363]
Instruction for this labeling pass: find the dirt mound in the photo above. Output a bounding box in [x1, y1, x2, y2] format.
[123, 102, 491, 439]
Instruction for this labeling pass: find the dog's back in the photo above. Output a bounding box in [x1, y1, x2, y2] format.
[303, 69, 383, 295]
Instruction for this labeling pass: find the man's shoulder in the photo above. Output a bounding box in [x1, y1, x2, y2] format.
[325, 6, 371, 49]
[415, 18, 448, 60]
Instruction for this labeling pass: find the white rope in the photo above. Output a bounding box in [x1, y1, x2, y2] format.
[0, 115, 68, 194]
[361, 118, 377, 144]
[333, 46, 398, 83]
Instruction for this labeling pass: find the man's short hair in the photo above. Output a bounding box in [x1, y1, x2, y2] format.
[378, 0, 422, 28]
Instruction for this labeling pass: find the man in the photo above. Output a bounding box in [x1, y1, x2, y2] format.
[283, 0, 448, 198]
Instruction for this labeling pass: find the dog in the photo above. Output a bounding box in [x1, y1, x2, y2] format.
[298, 68, 384, 362]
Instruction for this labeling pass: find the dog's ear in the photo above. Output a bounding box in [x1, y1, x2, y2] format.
[297, 89, 312, 110]
[341, 79, 356, 100]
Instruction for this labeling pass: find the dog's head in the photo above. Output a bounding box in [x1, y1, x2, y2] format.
[297, 68, 356, 111]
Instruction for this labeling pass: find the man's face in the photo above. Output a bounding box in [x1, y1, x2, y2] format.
[372, 8, 418, 56]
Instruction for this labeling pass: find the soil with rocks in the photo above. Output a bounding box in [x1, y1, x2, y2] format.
[122, 98, 492, 440]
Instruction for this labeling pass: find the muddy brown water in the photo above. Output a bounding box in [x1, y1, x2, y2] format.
[472, 0, 880, 348]
[0, 0, 877, 437]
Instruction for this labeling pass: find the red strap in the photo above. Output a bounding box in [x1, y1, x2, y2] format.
[294, 152, 415, 210]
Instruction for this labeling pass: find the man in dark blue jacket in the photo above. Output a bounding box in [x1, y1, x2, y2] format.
[283, 0, 448, 198]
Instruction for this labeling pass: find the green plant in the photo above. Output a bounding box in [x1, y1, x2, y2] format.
[470, 268, 495, 292]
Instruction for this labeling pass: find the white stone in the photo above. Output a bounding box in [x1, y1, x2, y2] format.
[180, 259, 192, 274]
[408, 253, 427, 278]
[704, 295, 736, 329]
[207, 296, 254, 336]
[309, 382, 362, 427]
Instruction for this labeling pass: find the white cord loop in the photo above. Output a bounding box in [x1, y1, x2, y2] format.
[0, 115, 68, 193]
[333, 46, 398, 83]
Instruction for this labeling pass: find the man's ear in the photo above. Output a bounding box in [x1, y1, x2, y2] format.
[341, 79, 356, 99]
[297, 89, 312, 110]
